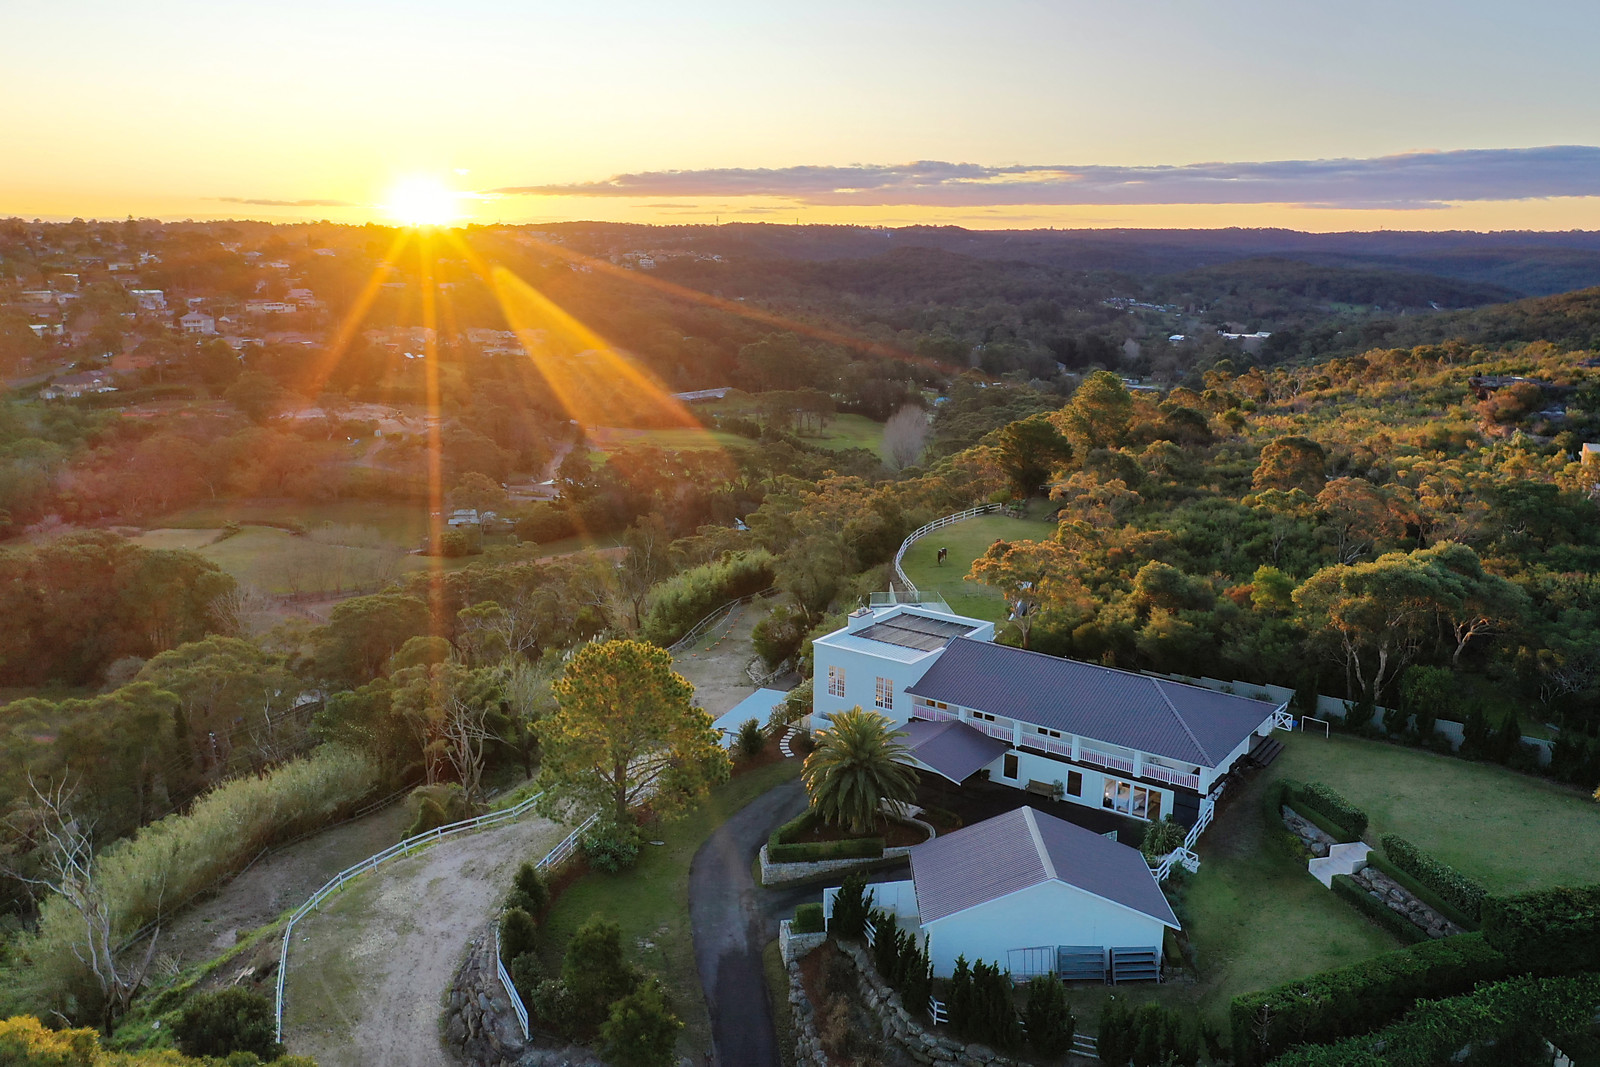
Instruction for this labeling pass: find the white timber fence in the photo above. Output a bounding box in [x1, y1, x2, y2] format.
[666, 586, 777, 655]
[273, 789, 591, 1042]
[891, 503, 1002, 598]
[492, 811, 598, 1040]
[1154, 781, 1224, 882]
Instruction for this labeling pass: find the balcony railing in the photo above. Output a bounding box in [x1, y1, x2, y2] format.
[1076, 746, 1136, 776]
[1139, 762, 1201, 791]
[972, 719, 1013, 742]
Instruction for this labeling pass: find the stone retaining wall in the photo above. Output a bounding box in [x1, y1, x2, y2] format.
[760, 816, 935, 886]
[445, 928, 527, 1067]
[779, 917, 828, 964]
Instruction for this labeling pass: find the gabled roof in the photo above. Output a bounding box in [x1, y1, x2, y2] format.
[905, 638, 1276, 768]
[897, 718, 1010, 784]
[910, 807, 1178, 928]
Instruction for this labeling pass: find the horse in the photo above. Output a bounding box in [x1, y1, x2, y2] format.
[936, 546, 948, 566]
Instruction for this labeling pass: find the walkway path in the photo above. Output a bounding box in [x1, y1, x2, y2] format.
[281, 813, 569, 1067]
[688, 778, 811, 1067]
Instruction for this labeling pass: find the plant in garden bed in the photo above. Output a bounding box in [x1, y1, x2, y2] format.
[800, 707, 916, 835]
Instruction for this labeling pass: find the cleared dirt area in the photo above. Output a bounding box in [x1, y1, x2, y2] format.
[673, 595, 777, 717]
[155, 801, 413, 969]
[282, 813, 570, 1067]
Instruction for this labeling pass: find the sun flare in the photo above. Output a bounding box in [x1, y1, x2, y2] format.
[382, 175, 461, 227]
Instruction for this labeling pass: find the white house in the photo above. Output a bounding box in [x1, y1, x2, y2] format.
[810, 603, 1284, 828]
[181, 311, 216, 336]
[827, 807, 1179, 981]
[710, 688, 788, 749]
[130, 289, 167, 311]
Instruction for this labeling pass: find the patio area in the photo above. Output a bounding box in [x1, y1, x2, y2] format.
[914, 772, 1148, 844]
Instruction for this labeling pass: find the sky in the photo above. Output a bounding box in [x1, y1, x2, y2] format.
[4, 0, 1600, 231]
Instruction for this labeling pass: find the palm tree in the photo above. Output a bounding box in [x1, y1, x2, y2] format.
[802, 707, 917, 834]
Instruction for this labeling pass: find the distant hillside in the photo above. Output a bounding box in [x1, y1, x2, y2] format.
[1263, 285, 1600, 363]
[1159, 256, 1516, 312]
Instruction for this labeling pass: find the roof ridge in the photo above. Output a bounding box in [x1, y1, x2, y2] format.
[1149, 676, 1214, 765]
[1021, 807, 1058, 882]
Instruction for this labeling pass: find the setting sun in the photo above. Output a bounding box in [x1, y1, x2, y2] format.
[382, 175, 461, 227]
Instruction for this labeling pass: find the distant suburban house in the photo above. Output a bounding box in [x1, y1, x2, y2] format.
[245, 300, 297, 315]
[810, 603, 1285, 828]
[181, 311, 216, 336]
[130, 289, 167, 311]
[28, 323, 65, 338]
[1582, 442, 1600, 465]
[672, 387, 732, 403]
[826, 806, 1179, 980]
[41, 372, 118, 400]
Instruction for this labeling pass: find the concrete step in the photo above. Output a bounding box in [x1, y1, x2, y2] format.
[1307, 842, 1371, 888]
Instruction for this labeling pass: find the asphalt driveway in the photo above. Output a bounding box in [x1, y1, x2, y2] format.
[688, 777, 811, 1067]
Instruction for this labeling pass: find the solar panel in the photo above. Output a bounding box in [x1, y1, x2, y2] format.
[856, 613, 978, 651]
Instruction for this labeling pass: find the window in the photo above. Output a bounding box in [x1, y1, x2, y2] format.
[1066, 770, 1083, 797]
[1102, 779, 1163, 821]
[972, 711, 997, 722]
[875, 676, 894, 710]
[1034, 726, 1062, 739]
[1003, 753, 1019, 780]
[827, 666, 846, 698]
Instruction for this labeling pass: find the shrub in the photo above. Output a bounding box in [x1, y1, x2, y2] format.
[1267, 972, 1600, 1067]
[946, 956, 974, 1032]
[1365, 851, 1479, 929]
[1331, 874, 1428, 943]
[562, 916, 640, 1035]
[871, 911, 900, 984]
[1261, 779, 1310, 862]
[736, 718, 766, 760]
[1228, 931, 1509, 1065]
[582, 819, 642, 873]
[10, 746, 379, 1023]
[507, 862, 549, 917]
[1098, 998, 1136, 1067]
[508, 952, 544, 1003]
[501, 907, 539, 962]
[792, 903, 825, 934]
[638, 550, 775, 646]
[1481, 883, 1600, 973]
[898, 933, 933, 1020]
[599, 980, 682, 1067]
[513, 502, 577, 544]
[1293, 781, 1368, 838]
[752, 604, 807, 668]
[1139, 816, 1184, 859]
[1131, 1001, 1197, 1067]
[1381, 834, 1486, 923]
[828, 875, 873, 939]
[967, 959, 1021, 1051]
[530, 978, 580, 1038]
[405, 782, 473, 839]
[173, 988, 283, 1061]
[1023, 976, 1074, 1057]
[767, 837, 884, 863]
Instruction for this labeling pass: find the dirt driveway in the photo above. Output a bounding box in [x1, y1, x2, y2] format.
[673, 596, 779, 717]
[154, 802, 412, 969]
[281, 813, 569, 1067]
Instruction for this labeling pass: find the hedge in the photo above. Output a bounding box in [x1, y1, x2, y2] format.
[768, 837, 885, 863]
[1229, 932, 1509, 1066]
[1292, 781, 1368, 839]
[1261, 779, 1311, 862]
[638, 550, 775, 646]
[1266, 972, 1600, 1067]
[1363, 852, 1478, 930]
[1287, 799, 1359, 845]
[1379, 834, 1486, 925]
[1330, 874, 1427, 944]
[1481, 883, 1600, 974]
[792, 903, 825, 934]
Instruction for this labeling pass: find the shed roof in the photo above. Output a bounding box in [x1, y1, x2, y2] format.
[910, 807, 1178, 928]
[906, 638, 1276, 768]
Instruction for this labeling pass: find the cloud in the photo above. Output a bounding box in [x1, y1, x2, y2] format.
[492, 147, 1600, 210]
[211, 196, 355, 208]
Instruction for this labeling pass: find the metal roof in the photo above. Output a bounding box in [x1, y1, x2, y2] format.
[897, 718, 1010, 784]
[905, 638, 1276, 768]
[909, 807, 1179, 928]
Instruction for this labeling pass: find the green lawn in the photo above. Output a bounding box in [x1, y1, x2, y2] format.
[539, 760, 803, 1057]
[586, 425, 752, 453]
[191, 525, 459, 596]
[1068, 756, 1401, 1033]
[154, 499, 432, 547]
[1271, 731, 1600, 894]
[899, 509, 1059, 622]
[794, 413, 886, 458]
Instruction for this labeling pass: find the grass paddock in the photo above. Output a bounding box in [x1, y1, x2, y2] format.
[899, 509, 1059, 621]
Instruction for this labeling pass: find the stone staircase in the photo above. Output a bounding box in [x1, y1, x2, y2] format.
[1308, 842, 1372, 888]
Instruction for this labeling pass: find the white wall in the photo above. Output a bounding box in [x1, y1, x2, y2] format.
[979, 745, 1175, 830]
[810, 641, 935, 729]
[922, 879, 1168, 978]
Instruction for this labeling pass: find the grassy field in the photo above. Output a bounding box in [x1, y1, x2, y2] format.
[185, 525, 432, 596]
[793, 413, 886, 457]
[899, 509, 1059, 622]
[538, 760, 803, 1057]
[154, 499, 432, 546]
[586, 425, 752, 454]
[1271, 731, 1600, 894]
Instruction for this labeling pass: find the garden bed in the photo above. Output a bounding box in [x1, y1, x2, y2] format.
[783, 813, 929, 849]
